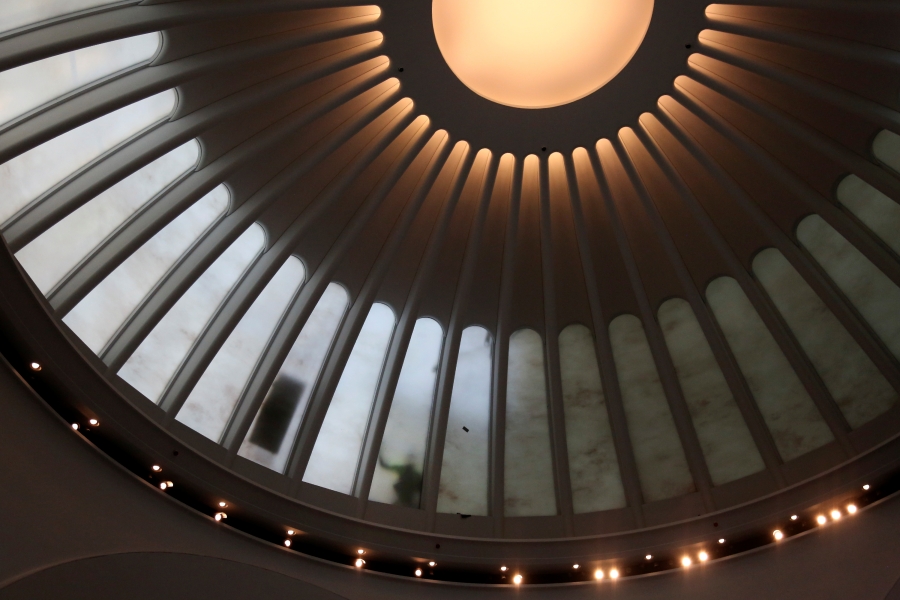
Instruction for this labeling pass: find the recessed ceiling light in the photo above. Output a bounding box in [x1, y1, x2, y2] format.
[30, 362, 41, 371]
[609, 568, 619, 579]
[415, 568, 422, 577]
[773, 530, 783, 541]
[718, 539, 725, 544]
[513, 574, 522, 585]
[89, 419, 99, 426]
[831, 510, 842, 521]
[159, 482, 168, 490]
[645, 555, 652, 560]
[284, 539, 291, 547]
[572, 564, 579, 569]
[698, 551, 709, 562]
[428, 561, 436, 567]
[358, 549, 365, 555]
[71, 423, 79, 430]
[500, 566, 508, 572]
[219, 502, 227, 508]
[355, 558, 365, 568]
[790, 515, 798, 521]
[863, 484, 870, 490]
[594, 569, 604, 580]
[151, 465, 161, 472]
[816, 515, 827, 525]
[847, 504, 857, 514]
[681, 557, 692, 567]
[287, 529, 295, 536]
[214, 512, 227, 521]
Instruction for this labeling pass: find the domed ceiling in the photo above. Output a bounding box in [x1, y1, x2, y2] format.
[1, 0, 900, 585]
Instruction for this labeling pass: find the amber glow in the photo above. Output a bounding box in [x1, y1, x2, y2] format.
[432, 0, 654, 109]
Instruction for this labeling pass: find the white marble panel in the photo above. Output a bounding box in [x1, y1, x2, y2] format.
[798, 215, 900, 362]
[0, 90, 176, 226]
[176, 257, 305, 441]
[873, 129, 900, 174]
[504, 329, 556, 517]
[0, 34, 159, 127]
[16, 140, 199, 293]
[706, 277, 834, 461]
[239, 283, 349, 473]
[0, 0, 117, 33]
[370, 318, 443, 507]
[609, 314, 694, 503]
[437, 326, 492, 516]
[658, 299, 764, 486]
[63, 185, 229, 354]
[836, 175, 900, 256]
[558, 324, 625, 513]
[304, 303, 396, 494]
[754, 248, 896, 429]
[117, 224, 266, 402]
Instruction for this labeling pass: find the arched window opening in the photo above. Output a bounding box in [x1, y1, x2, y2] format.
[504, 328, 556, 517]
[239, 283, 349, 473]
[558, 323, 625, 513]
[117, 223, 266, 402]
[303, 303, 396, 494]
[176, 257, 306, 441]
[657, 299, 763, 486]
[608, 314, 694, 502]
[873, 129, 900, 175]
[370, 318, 444, 508]
[705, 277, 833, 461]
[437, 326, 492, 516]
[836, 175, 900, 256]
[0, 0, 121, 34]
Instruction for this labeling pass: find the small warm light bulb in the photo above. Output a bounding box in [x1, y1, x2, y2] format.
[500, 566, 508, 572]
[287, 529, 295, 536]
[165, 481, 173, 488]
[415, 568, 422, 577]
[284, 539, 291, 547]
[89, 419, 99, 426]
[698, 551, 709, 562]
[429, 561, 436, 567]
[609, 568, 619, 579]
[512, 574, 523, 585]
[594, 569, 604, 580]
[30, 362, 42, 371]
[773, 530, 784, 541]
[830, 509, 842, 521]
[358, 549, 365, 555]
[645, 554, 652, 560]
[355, 558, 365, 568]
[219, 502, 227, 508]
[681, 557, 692, 567]
[718, 539, 725, 544]
[816, 515, 827, 525]
[790, 515, 798, 521]
[863, 484, 870, 490]
[215, 512, 227, 521]
[71, 423, 79, 430]
[152, 465, 161, 472]
[160, 482, 168, 490]
[847, 504, 857, 514]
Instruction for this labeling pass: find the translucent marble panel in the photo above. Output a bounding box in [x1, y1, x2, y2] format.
[836, 175, 900, 256]
[558, 324, 625, 513]
[16, 140, 199, 293]
[118, 224, 266, 402]
[706, 277, 833, 461]
[176, 257, 306, 441]
[63, 186, 229, 354]
[609, 315, 694, 503]
[0, 0, 117, 34]
[754, 248, 896, 429]
[0, 33, 160, 127]
[657, 299, 764, 486]
[798, 215, 900, 362]
[504, 329, 556, 517]
[437, 326, 492, 516]
[239, 283, 349, 472]
[370, 318, 443, 507]
[873, 129, 900, 174]
[0, 90, 176, 225]
[304, 303, 396, 494]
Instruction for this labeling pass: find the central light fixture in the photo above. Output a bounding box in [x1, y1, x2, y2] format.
[432, 0, 654, 109]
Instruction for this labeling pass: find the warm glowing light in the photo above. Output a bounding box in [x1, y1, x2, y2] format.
[355, 558, 365, 568]
[831, 509, 842, 521]
[594, 569, 604, 580]
[415, 568, 422, 577]
[573, 564, 579, 569]
[71, 423, 79, 430]
[816, 515, 827, 525]
[698, 551, 709, 562]
[500, 566, 508, 572]
[215, 512, 227, 521]
[160, 482, 168, 490]
[152, 465, 161, 472]
[791, 515, 798, 521]
[681, 557, 692, 567]
[287, 529, 295, 536]
[773, 530, 784, 541]
[219, 502, 227, 508]
[428, 561, 436, 567]
[358, 549, 365, 555]
[284, 540, 291, 547]
[863, 484, 870, 490]
[847, 504, 857, 514]
[30, 362, 42, 371]
[718, 539, 725, 544]
[513, 574, 523, 585]
[645, 555, 652, 560]
[432, 0, 654, 109]
[165, 481, 173, 488]
[609, 568, 619, 579]
[89, 419, 99, 426]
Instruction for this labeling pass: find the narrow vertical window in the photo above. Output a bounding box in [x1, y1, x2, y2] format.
[437, 326, 492, 516]
[369, 318, 443, 508]
[0, 1, 119, 34]
[608, 315, 694, 502]
[304, 303, 396, 494]
[0, 90, 177, 225]
[63, 185, 229, 354]
[239, 283, 349, 473]
[558, 324, 625, 513]
[797, 215, 900, 361]
[117, 224, 266, 402]
[504, 329, 556, 517]
[16, 140, 200, 293]
[657, 299, 764, 486]
[873, 129, 900, 175]
[706, 277, 833, 461]
[836, 175, 900, 256]
[0, 33, 160, 127]
[176, 257, 306, 441]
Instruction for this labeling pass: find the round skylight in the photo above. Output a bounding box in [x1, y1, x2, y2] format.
[431, 0, 654, 109]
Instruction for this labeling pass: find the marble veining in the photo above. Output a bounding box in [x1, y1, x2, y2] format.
[176, 257, 305, 441]
[437, 326, 492, 516]
[239, 283, 348, 472]
[370, 318, 443, 507]
[609, 314, 695, 503]
[558, 324, 626, 513]
[63, 186, 229, 354]
[658, 299, 764, 486]
[117, 224, 265, 402]
[303, 303, 396, 494]
[706, 277, 834, 461]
